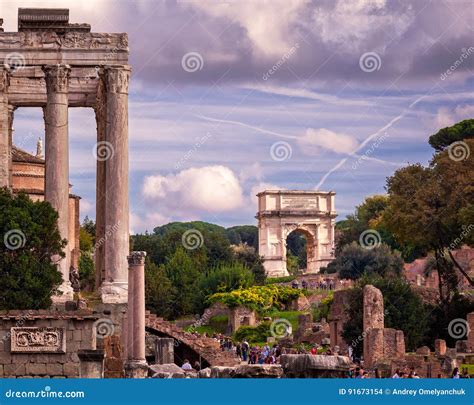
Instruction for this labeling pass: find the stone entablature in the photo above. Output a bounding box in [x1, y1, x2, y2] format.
[11, 327, 65, 353]
[1, 8, 131, 303]
[256, 190, 337, 277]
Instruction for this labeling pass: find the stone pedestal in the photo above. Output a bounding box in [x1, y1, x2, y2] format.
[43, 64, 73, 301]
[124, 360, 148, 379]
[154, 338, 174, 364]
[78, 349, 105, 378]
[124, 251, 147, 378]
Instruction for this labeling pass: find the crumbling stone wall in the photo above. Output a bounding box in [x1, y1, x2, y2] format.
[328, 289, 351, 351]
[362, 285, 405, 366]
[0, 310, 97, 378]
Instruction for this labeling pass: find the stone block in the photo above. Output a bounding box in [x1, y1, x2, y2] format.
[25, 363, 47, 376]
[63, 363, 79, 377]
[46, 363, 63, 375]
[416, 346, 430, 356]
[435, 339, 447, 356]
[0, 351, 12, 363]
[73, 330, 82, 342]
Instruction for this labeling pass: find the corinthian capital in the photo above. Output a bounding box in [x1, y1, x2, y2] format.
[105, 66, 131, 94]
[127, 251, 146, 266]
[43, 64, 71, 93]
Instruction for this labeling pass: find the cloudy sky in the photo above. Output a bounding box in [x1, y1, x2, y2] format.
[2, 0, 473, 232]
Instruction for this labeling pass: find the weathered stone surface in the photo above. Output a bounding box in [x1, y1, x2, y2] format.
[145, 313, 239, 367]
[329, 289, 351, 351]
[149, 363, 184, 379]
[467, 312, 474, 351]
[210, 366, 236, 378]
[416, 346, 431, 356]
[280, 354, 351, 377]
[233, 365, 283, 378]
[11, 327, 66, 353]
[198, 367, 211, 378]
[256, 191, 336, 277]
[435, 339, 447, 356]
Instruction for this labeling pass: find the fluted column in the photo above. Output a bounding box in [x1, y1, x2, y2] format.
[0, 68, 10, 188]
[43, 64, 73, 301]
[100, 66, 131, 303]
[124, 251, 147, 378]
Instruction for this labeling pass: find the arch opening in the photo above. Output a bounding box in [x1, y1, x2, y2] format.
[285, 228, 316, 275]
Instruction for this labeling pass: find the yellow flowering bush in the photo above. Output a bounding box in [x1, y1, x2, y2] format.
[207, 284, 302, 311]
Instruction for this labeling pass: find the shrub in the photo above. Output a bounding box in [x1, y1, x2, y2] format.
[207, 285, 302, 312]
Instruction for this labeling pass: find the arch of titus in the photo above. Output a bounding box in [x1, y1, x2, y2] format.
[0, 9, 130, 303]
[256, 190, 337, 277]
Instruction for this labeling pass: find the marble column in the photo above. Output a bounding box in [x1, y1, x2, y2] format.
[125, 251, 148, 378]
[43, 64, 73, 301]
[0, 68, 10, 188]
[100, 66, 131, 303]
[94, 74, 106, 290]
[7, 105, 15, 186]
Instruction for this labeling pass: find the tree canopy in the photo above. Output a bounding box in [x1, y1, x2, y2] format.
[428, 119, 474, 151]
[0, 188, 63, 309]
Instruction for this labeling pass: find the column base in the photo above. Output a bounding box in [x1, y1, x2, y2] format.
[51, 282, 74, 303]
[100, 281, 128, 304]
[124, 359, 148, 379]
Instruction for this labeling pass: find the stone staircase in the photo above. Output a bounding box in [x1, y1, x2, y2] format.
[145, 312, 239, 367]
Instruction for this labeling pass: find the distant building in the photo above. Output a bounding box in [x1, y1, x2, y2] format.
[11, 140, 81, 270]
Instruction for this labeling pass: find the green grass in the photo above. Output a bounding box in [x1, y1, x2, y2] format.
[460, 364, 474, 375]
[267, 310, 302, 333]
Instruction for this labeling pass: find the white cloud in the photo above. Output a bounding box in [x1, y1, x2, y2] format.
[298, 128, 359, 155]
[249, 182, 281, 208]
[434, 104, 474, 130]
[142, 165, 244, 214]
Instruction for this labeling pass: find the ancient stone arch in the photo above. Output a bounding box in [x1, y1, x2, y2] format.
[0, 8, 130, 303]
[145, 313, 239, 368]
[256, 190, 337, 277]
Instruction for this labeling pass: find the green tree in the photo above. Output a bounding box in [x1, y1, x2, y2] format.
[226, 225, 258, 249]
[327, 242, 403, 280]
[342, 275, 429, 357]
[145, 261, 176, 319]
[231, 243, 266, 284]
[162, 247, 202, 317]
[198, 262, 254, 308]
[384, 139, 474, 301]
[428, 119, 474, 151]
[0, 188, 63, 309]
